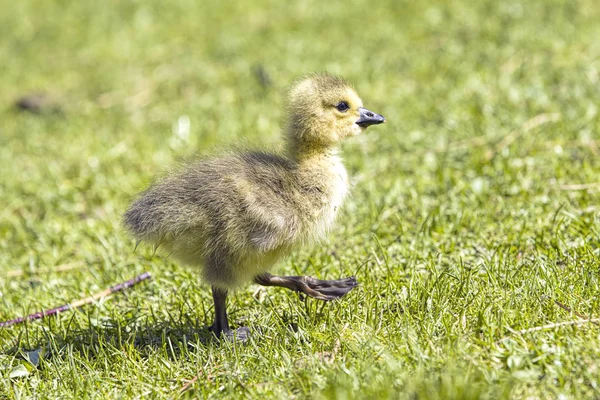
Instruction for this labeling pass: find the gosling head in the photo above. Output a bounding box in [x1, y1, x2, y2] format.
[285, 74, 385, 154]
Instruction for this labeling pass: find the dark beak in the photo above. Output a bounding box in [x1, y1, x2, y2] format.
[356, 107, 386, 128]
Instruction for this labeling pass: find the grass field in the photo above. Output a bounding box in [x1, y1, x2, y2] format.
[1, 0, 600, 398]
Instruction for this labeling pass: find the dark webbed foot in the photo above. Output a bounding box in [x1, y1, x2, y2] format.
[254, 274, 358, 301]
[295, 276, 358, 300]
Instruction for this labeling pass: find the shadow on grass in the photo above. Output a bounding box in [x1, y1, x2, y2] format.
[2, 314, 223, 365]
[1, 305, 301, 365]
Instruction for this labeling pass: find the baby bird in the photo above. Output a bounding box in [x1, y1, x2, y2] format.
[124, 74, 385, 340]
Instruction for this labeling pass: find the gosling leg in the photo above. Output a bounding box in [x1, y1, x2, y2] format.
[253, 273, 358, 301]
[210, 286, 250, 341]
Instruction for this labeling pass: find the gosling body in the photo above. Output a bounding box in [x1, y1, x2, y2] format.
[126, 150, 348, 289]
[124, 74, 385, 340]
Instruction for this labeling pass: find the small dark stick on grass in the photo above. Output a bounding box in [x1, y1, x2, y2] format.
[0, 272, 151, 328]
[177, 370, 203, 396]
[553, 299, 600, 326]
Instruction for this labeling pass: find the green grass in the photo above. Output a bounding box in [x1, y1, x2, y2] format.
[1, 0, 600, 398]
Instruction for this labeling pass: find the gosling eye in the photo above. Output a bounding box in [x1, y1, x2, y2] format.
[335, 101, 350, 112]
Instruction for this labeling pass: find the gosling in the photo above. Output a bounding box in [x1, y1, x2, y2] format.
[124, 74, 385, 340]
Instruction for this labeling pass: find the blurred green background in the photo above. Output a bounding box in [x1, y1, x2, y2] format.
[1, 0, 600, 398]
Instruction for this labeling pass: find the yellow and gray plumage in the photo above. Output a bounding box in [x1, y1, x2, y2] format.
[124, 74, 385, 340]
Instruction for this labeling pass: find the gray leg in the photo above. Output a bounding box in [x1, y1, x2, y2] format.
[210, 286, 250, 341]
[253, 273, 358, 301]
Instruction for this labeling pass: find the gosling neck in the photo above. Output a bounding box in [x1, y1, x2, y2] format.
[286, 138, 340, 165]
[285, 122, 341, 164]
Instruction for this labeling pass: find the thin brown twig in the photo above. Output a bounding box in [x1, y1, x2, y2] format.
[553, 299, 600, 326]
[430, 137, 600, 157]
[435, 135, 489, 153]
[540, 139, 600, 155]
[177, 371, 203, 395]
[177, 366, 213, 398]
[496, 297, 599, 344]
[496, 318, 600, 344]
[484, 113, 561, 161]
[545, 139, 600, 147]
[0, 272, 152, 327]
[409, 113, 562, 157]
[559, 182, 600, 191]
[6, 261, 86, 278]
